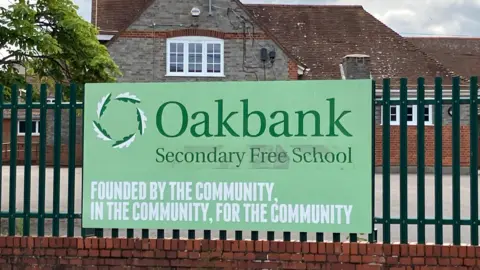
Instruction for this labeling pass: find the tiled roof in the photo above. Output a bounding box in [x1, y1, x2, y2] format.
[406, 37, 480, 80]
[244, 4, 458, 84]
[92, 0, 154, 35]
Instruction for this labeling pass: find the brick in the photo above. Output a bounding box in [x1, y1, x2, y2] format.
[433, 245, 442, 256]
[387, 256, 399, 265]
[91, 238, 99, 249]
[400, 244, 409, 256]
[464, 258, 476, 266]
[412, 257, 425, 265]
[113, 238, 121, 249]
[247, 241, 255, 252]
[164, 239, 171, 250]
[326, 243, 334, 254]
[425, 257, 437, 265]
[238, 240, 246, 251]
[121, 250, 132, 258]
[304, 254, 315, 262]
[111, 250, 121, 257]
[451, 258, 463, 266]
[178, 240, 186, 251]
[309, 243, 317, 254]
[399, 257, 412, 265]
[98, 238, 106, 249]
[359, 243, 367, 255]
[451, 246, 459, 257]
[105, 239, 113, 249]
[339, 254, 349, 262]
[263, 241, 270, 252]
[459, 246, 467, 258]
[417, 244, 425, 256]
[278, 242, 286, 253]
[172, 239, 179, 250]
[301, 242, 309, 253]
[383, 244, 391, 256]
[286, 242, 295, 253]
[438, 258, 450, 265]
[89, 249, 99, 257]
[467, 246, 475, 257]
[318, 243, 326, 254]
[409, 245, 417, 256]
[315, 254, 326, 262]
[327, 255, 338, 262]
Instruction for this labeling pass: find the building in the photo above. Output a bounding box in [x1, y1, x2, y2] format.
[91, 0, 478, 172]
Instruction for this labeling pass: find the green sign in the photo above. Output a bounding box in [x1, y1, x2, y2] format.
[82, 80, 372, 233]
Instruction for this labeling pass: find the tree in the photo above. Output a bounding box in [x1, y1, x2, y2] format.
[0, 0, 122, 100]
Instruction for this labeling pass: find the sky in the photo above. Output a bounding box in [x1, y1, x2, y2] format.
[1, 0, 480, 37]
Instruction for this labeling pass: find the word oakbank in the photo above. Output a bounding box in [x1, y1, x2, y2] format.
[82, 80, 372, 233]
[156, 98, 352, 138]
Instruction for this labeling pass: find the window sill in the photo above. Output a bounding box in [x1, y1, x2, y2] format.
[17, 134, 40, 136]
[165, 73, 225, 78]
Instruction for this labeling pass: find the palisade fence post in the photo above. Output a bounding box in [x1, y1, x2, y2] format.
[23, 84, 33, 236]
[8, 84, 18, 236]
[382, 78, 391, 244]
[470, 76, 479, 245]
[38, 84, 47, 236]
[399, 78, 408, 244]
[67, 83, 77, 237]
[434, 77, 443, 245]
[52, 84, 62, 236]
[416, 77, 426, 244]
[452, 76, 461, 245]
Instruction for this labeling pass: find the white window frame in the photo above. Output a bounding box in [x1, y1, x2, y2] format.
[18, 120, 40, 136]
[381, 104, 433, 126]
[166, 36, 225, 77]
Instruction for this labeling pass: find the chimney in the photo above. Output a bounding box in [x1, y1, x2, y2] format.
[340, 54, 371, 79]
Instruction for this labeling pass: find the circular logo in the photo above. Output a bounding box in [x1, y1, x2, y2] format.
[93, 92, 147, 149]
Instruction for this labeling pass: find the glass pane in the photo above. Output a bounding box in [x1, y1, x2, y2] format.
[178, 43, 183, 52]
[390, 114, 396, 122]
[188, 54, 195, 62]
[32, 121, 38, 133]
[170, 64, 177, 72]
[189, 43, 195, 53]
[214, 53, 220, 63]
[195, 54, 202, 62]
[170, 54, 176, 63]
[189, 64, 195, 72]
[170, 43, 176, 52]
[214, 44, 220, 53]
[196, 64, 202, 72]
[177, 64, 183, 72]
[214, 64, 221, 73]
[19, 121, 26, 133]
[207, 64, 213, 72]
[196, 43, 202, 51]
[207, 54, 213, 63]
[178, 54, 184, 62]
[407, 106, 413, 115]
[207, 44, 214, 53]
[390, 106, 396, 115]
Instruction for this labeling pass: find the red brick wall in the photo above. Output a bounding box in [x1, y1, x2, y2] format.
[375, 125, 471, 167]
[0, 237, 478, 269]
[288, 60, 298, 80]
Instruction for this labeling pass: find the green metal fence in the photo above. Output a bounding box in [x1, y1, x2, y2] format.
[0, 77, 478, 245]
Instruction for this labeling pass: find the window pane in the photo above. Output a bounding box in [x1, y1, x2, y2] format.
[207, 64, 213, 72]
[178, 54, 184, 62]
[189, 54, 195, 62]
[390, 106, 396, 115]
[170, 64, 177, 72]
[19, 121, 26, 133]
[195, 54, 202, 62]
[189, 64, 195, 72]
[214, 64, 221, 73]
[390, 114, 397, 122]
[207, 55, 213, 64]
[196, 43, 202, 51]
[170, 54, 177, 63]
[214, 44, 220, 53]
[196, 64, 202, 72]
[407, 106, 413, 121]
[207, 44, 214, 53]
[170, 43, 176, 52]
[177, 64, 183, 72]
[32, 121, 38, 133]
[214, 54, 220, 63]
[178, 43, 183, 52]
[424, 107, 430, 121]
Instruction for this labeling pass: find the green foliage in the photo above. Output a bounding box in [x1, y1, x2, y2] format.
[0, 0, 122, 100]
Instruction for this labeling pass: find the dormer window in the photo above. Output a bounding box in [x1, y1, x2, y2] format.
[166, 36, 224, 77]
